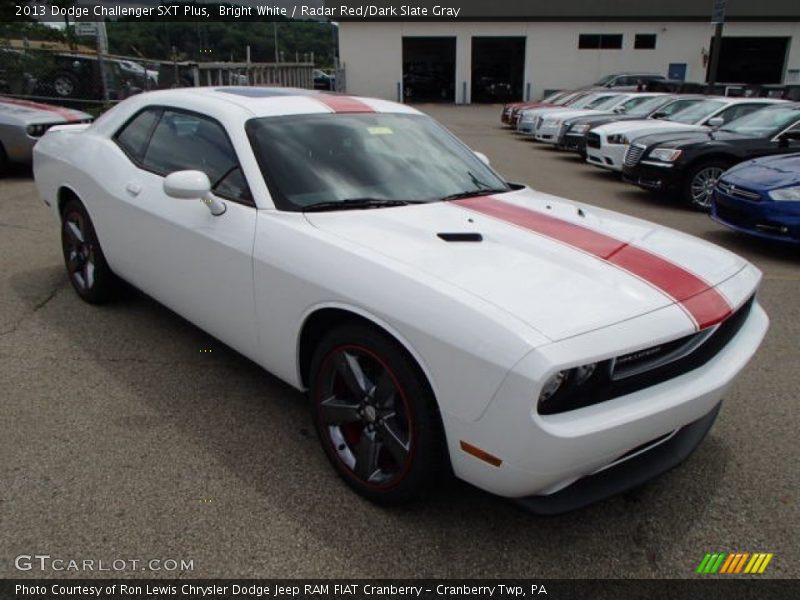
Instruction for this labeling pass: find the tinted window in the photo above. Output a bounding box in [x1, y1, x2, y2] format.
[714, 103, 764, 124]
[115, 109, 160, 162]
[634, 34, 657, 49]
[141, 110, 251, 203]
[658, 98, 700, 117]
[579, 35, 622, 50]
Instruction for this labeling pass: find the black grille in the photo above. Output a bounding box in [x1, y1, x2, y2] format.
[539, 296, 755, 415]
[623, 144, 646, 167]
[586, 132, 601, 148]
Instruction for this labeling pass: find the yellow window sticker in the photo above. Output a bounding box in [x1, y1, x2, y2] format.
[367, 126, 394, 135]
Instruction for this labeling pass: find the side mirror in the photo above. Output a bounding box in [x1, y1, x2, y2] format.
[613, 106, 625, 114]
[473, 151, 491, 166]
[778, 130, 800, 146]
[651, 111, 667, 119]
[163, 170, 226, 216]
[707, 116, 724, 128]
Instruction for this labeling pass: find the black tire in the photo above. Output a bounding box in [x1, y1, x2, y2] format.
[51, 72, 79, 98]
[0, 143, 8, 178]
[60, 198, 120, 304]
[309, 324, 445, 505]
[683, 160, 729, 212]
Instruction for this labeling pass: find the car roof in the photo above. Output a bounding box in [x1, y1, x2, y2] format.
[116, 86, 420, 119]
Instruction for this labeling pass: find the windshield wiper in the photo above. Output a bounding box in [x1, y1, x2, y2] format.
[302, 198, 419, 212]
[440, 188, 508, 202]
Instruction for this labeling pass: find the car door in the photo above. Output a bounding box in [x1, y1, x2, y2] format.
[107, 106, 260, 361]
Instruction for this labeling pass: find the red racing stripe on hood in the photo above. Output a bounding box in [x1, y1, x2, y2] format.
[315, 94, 374, 113]
[454, 196, 732, 330]
[0, 96, 82, 122]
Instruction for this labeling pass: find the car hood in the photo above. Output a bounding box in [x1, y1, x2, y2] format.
[724, 152, 800, 189]
[631, 129, 758, 149]
[546, 109, 607, 121]
[305, 188, 746, 341]
[594, 119, 705, 137]
[0, 97, 89, 125]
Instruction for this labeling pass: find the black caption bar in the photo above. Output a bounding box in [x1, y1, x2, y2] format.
[4, 0, 800, 23]
[2, 580, 799, 600]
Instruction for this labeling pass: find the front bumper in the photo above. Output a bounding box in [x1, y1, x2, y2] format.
[516, 402, 720, 514]
[443, 287, 767, 505]
[533, 123, 561, 143]
[0, 127, 38, 164]
[586, 143, 625, 172]
[712, 191, 800, 245]
[622, 160, 683, 191]
[557, 133, 587, 154]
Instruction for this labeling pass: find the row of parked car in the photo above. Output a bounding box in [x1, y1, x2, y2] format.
[501, 89, 800, 245]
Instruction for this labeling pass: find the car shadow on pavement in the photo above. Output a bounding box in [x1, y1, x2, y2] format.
[10, 269, 731, 578]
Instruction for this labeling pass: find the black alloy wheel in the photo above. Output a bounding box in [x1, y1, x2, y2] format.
[61, 199, 119, 303]
[310, 324, 444, 504]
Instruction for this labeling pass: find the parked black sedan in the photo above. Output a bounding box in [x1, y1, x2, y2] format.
[621, 103, 800, 210]
[557, 94, 704, 155]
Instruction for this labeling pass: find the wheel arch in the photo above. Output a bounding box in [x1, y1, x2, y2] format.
[684, 151, 739, 174]
[57, 185, 83, 217]
[296, 304, 438, 401]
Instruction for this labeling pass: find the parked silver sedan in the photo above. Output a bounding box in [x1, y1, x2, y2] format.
[0, 96, 91, 173]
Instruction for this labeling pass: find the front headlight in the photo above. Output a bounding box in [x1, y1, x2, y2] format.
[570, 123, 591, 134]
[606, 134, 629, 145]
[649, 147, 683, 162]
[542, 118, 560, 127]
[768, 186, 800, 201]
[538, 361, 599, 412]
[26, 123, 50, 137]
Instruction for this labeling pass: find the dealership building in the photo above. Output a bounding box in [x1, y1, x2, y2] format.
[337, 0, 800, 103]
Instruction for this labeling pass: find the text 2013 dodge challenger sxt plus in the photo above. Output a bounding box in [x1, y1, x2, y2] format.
[33, 88, 768, 513]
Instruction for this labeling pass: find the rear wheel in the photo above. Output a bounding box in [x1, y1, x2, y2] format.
[684, 160, 728, 212]
[310, 324, 444, 505]
[52, 72, 79, 98]
[61, 199, 120, 303]
[0, 143, 8, 177]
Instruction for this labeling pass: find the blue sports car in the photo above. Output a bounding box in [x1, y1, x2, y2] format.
[712, 152, 800, 244]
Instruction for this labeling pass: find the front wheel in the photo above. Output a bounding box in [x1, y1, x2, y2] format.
[310, 324, 445, 505]
[684, 160, 728, 212]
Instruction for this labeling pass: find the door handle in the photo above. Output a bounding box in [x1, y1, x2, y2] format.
[125, 182, 142, 196]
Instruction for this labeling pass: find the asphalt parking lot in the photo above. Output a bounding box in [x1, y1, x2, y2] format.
[1, 103, 798, 579]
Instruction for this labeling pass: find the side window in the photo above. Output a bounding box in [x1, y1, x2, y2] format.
[114, 108, 160, 162]
[714, 104, 761, 124]
[141, 110, 252, 204]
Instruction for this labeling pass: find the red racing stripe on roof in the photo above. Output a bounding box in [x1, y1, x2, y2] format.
[454, 195, 732, 330]
[0, 96, 82, 122]
[315, 94, 374, 113]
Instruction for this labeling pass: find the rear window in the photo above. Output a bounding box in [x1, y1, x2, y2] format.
[114, 109, 160, 162]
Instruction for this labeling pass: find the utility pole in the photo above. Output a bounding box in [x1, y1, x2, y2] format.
[707, 0, 726, 93]
[273, 22, 279, 63]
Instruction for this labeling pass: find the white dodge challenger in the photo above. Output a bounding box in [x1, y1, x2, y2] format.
[33, 87, 768, 513]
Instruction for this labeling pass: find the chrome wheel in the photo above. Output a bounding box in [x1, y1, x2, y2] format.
[316, 345, 413, 488]
[53, 75, 75, 97]
[690, 166, 724, 209]
[62, 212, 96, 292]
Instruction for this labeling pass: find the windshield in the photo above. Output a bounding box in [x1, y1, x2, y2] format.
[588, 95, 627, 110]
[668, 100, 726, 124]
[570, 94, 605, 109]
[246, 113, 509, 211]
[621, 95, 668, 116]
[593, 75, 615, 86]
[720, 106, 800, 137]
[542, 91, 564, 103]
